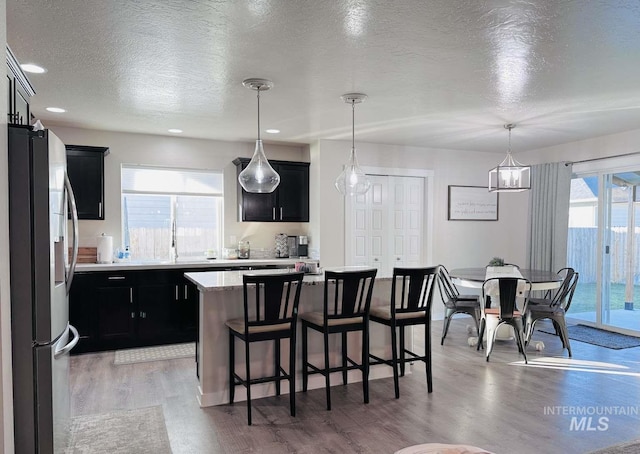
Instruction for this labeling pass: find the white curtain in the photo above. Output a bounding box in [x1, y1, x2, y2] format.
[527, 162, 573, 273]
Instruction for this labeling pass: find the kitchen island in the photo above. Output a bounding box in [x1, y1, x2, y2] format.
[185, 268, 398, 407]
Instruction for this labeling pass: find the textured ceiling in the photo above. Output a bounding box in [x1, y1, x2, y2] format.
[7, 0, 640, 154]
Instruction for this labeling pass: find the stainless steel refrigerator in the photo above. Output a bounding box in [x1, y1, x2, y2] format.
[9, 125, 80, 453]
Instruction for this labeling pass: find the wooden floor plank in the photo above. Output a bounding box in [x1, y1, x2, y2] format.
[69, 319, 640, 453]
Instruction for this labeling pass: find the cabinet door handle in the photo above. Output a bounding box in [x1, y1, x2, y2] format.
[280, 207, 283, 220]
[175, 285, 179, 300]
[98, 202, 102, 218]
[108, 276, 126, 280]
[184, 285, 188, 299]
[130, 288, 133, 303]
[131, 312, 135, 319]
[272, 207, 276, 220]
[139, 311, 146, 319]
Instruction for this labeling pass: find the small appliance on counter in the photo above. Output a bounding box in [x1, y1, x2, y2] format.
[298, 235, 309, 258]
[238, 240, 250, 259]
[287, 235, 299, 258]
[275, 233, 289, 258]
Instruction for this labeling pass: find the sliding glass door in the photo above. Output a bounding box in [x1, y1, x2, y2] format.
[567, 171, 640, 335]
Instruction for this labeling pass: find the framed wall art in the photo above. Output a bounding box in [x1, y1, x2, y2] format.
[447, 185, 499, 221]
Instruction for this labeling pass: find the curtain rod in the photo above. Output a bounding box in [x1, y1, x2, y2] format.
[565, 151, 640, 166]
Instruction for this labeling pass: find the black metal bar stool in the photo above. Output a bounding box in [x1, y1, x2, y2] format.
[226, 271, 304, 425]
[300, 268, 377, 410]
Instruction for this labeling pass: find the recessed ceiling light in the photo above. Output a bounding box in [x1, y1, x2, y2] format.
[20, 63, 46, 74]
[265, 129, 280, 134]
[46, 107, 66, 113]
[168, 129, 183, 134]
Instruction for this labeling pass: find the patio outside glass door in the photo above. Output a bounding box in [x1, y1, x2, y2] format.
[567, 171, 640, 335]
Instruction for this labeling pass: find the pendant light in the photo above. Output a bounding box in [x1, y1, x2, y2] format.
[238, 78, 280, 193]
[335, 93, 371, 196]
[488, 124, 531, 192]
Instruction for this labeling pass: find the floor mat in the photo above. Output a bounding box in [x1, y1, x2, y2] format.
[539, 324, 640, 349]
[114, 342, 195, 365]
[66, 406, 171, 454]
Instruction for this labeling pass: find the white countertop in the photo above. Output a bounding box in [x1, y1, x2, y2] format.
[75, 258, 311, 272]
[185, 266, 388, 292]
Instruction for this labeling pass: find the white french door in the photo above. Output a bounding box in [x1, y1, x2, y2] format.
[346, 174, 425, 276]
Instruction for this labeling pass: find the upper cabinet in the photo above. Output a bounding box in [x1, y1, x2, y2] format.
[6, 46, 35, 126]
[66, 145, 110, 220]
[233, 158, 310, 222]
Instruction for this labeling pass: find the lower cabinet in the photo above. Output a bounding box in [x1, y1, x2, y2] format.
[70, 270, 199, 354]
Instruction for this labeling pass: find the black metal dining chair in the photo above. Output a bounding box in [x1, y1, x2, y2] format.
[477, 277, 531, 363]
[437, 265, 481, 345]
[369, 266, 439, 398]
[226, 271, 304, 425]
[300, 268, 377, 411]
[525, 268, 579, 357]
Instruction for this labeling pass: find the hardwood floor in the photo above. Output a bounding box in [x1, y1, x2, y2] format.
[69, 319, 640, 453]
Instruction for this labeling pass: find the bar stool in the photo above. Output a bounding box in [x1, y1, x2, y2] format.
[226, 271, 304, 425]
[369, 266, 439, 398]
[300, 268, 377, 410]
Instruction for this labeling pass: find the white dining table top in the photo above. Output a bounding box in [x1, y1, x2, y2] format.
[450, 267, 562, 291]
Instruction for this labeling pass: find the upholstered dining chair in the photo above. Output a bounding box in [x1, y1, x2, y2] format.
[477, 277, 531, 363]
[525, 269, 579, 357]
[301, 268, 377, 411]
[369, 266, 439, 398]
[226, 271, 304, 425]
[437, 266, 481, 345]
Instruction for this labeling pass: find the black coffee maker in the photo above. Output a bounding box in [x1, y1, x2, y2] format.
[297, 235, 309, 258]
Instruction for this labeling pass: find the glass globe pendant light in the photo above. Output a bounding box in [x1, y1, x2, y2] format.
[335, 93, 371, 196]
[238, 78, 280, 193]
[488, 124, 531, 192]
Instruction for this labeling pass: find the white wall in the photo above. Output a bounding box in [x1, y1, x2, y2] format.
[1, 0, 14, 449]
[520, 128, 640, 166]
[49, 126, 311, 255]
[312, 139, 530, 269]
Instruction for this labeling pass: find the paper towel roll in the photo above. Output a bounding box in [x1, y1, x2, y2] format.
[97, 234, 113, 264]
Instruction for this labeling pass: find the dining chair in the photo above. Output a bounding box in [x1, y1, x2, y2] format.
[369, 266, 439, 398]
[437, 265, 481, 345]
[301, 268, 377, 410]
[226, 271, 304, 425]
[477, 277, 531, 363]
[525, 269, 579, 357]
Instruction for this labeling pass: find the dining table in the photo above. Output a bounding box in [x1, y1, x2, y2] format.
[449, 267, 563, 341]
[449, 267, 563, 292]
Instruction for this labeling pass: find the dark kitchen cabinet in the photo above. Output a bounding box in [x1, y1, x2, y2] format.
[234, 158, 309, 222]
[69, 273, 98, 353]
[137, 271, 178, 341]
[70, 269, 199, 354]
[66, 145, 109, 220]
[95, 273, 136, 348]
[176, 274, 199, 334]
[6, 46, 35, 126]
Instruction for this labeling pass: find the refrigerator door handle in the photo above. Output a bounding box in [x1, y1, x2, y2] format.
[64, 173, 79, 295]
[54, 324, 80, 359]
